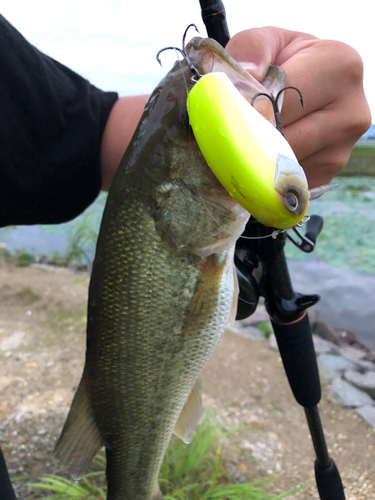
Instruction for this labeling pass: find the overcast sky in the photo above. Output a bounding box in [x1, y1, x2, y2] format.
[3, 0, 374, 123]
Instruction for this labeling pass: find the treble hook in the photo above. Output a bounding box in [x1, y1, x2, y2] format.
[251, 86, 304, 139]
[156, 32, 202, 82]
[182, 23, 200, 52]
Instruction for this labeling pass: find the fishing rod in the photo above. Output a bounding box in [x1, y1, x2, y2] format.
[198, 2, 346, 499]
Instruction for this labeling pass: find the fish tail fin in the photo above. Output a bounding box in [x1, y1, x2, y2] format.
[55, 371, 103, 477]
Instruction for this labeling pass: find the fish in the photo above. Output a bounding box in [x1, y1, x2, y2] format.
[56, 36, 293, 500]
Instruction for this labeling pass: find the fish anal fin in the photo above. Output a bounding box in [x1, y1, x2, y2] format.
[174, 377, 203, 444]
[55, 371, 103, 477]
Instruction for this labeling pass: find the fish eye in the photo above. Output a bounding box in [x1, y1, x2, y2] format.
[284, 191, 299, 212]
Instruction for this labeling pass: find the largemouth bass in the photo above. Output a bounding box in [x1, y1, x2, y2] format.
[56, 37, 284, 499]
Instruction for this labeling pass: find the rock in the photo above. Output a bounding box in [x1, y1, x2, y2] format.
[313, 321, 338, 344]
[329, 377, 374, 408]
[336, 329, 358, 345]
[318, 354, 357, 374]
[355, 359, 375, 370]
[356, 405, 375, 429]
[338, 345, 366, 362]
[312, 335, 338, 355]
[319, 366, 337, 384]
[0, 331, 25, 351]
[344, 370, 375, 399]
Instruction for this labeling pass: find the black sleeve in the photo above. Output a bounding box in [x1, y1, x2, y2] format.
[0, 14, 119, 227]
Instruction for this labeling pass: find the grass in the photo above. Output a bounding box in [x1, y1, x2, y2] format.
[0, 248, 35, 267]
[255, 322, 272, 339]
[285, 176, 375, 273]
[350, 141, 375, 156]
[26, 415, 301, 499]
[339, 142, 375, 176]
[40, 193, 107, 268]
[14, 286, 41, 304]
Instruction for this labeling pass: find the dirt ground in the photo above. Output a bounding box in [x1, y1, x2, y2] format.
[0, 264, 374, 500]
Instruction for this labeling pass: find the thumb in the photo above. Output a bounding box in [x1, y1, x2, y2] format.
[225, 28, 275, 82]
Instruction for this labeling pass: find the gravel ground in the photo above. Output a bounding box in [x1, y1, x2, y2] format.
[0, 264, 374, 499]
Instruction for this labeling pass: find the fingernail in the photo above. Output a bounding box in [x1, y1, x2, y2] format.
[238, 61, 259, 72]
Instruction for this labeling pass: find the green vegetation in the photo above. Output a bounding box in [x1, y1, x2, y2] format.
[285, 177, 375, 273]
[256, 322, 272, 339]
[2, 152, 375, 274]
[41, 194, 107, 268]
[0, 248, 35, 267]
[26, 416, 300, 499]
[339, 141, 375, 176]
[14, 286, 41, 304]
[350, 141, 375, 156]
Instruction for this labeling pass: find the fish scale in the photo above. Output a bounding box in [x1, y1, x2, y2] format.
[88, 190, 236, 499]
[55, 37, 284, 500]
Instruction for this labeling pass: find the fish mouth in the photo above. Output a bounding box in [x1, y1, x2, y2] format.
[185, 36, 285, 124]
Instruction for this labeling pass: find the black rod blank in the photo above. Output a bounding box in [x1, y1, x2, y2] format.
[199, 0, 230, 47]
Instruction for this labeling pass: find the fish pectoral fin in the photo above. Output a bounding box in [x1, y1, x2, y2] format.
[229, 262, 239, 325]
[55, 371, 103, 477]
[174, 377, 203, 444]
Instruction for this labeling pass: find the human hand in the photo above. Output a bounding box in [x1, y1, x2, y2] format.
[226, 27, 372, 188]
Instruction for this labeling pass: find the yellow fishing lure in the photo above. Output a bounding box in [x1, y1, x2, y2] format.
[187, 72, 310, 229]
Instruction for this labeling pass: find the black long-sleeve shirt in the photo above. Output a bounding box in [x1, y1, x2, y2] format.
[0, 14, 118, 227]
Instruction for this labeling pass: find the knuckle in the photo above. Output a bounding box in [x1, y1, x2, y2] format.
[325, 40, 364, 81]
[342, 100, 372, 142]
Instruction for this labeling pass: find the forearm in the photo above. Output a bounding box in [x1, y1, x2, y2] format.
[100, 94, 149, 191]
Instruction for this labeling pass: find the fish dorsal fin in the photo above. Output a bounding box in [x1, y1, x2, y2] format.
[173, 377, 203, 444]
[55, 371, 103, 477]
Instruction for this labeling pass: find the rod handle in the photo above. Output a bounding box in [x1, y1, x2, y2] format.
[315, 459, 346, 500]
[271, 313, 321, 407]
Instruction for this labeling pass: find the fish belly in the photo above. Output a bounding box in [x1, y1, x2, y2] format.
[85, 190, 235, 499]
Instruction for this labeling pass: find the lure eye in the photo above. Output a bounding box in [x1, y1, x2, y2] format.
[285, 191, 299, 212]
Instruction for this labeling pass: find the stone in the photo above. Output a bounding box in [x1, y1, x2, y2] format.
[338, 345, 366, 361]
[319, 366, 337, 384]
[312, 320, 338, 344]
[356, 405, 375, 429]
[353, 358, 375, 371]
[312, 335, 338, 355]
[344, 369, 375, 399]
[318, 354, 357, 374]
[329, 377, 374, 408]
[0, 331, 25, 351]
